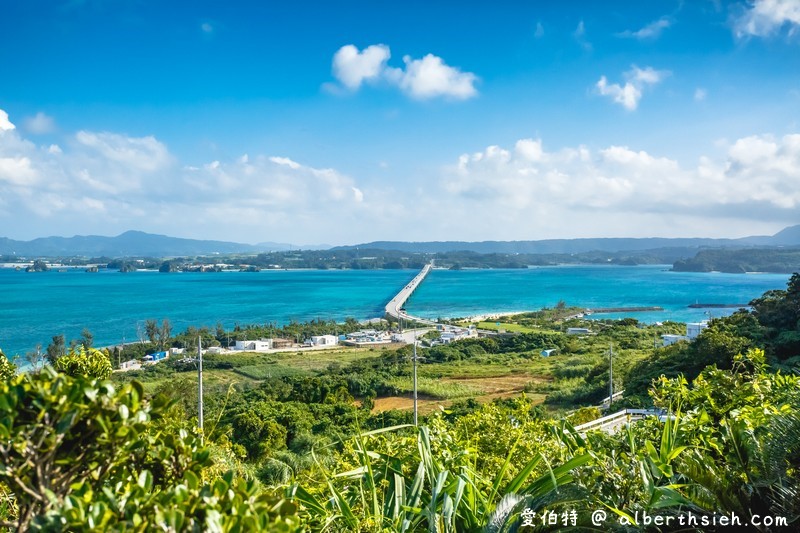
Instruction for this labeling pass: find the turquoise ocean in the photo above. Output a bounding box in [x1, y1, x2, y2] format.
[0, 265, 791, 358]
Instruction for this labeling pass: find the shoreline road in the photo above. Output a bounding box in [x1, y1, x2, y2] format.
[384, 263, 437, 326]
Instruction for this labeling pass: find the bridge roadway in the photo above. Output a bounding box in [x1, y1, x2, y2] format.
[384, 263, 437, 326]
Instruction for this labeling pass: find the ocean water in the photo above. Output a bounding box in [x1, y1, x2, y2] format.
[0, 268, 416, 357]
[0, 265, 792, 358]
[406, 265, 791, 324]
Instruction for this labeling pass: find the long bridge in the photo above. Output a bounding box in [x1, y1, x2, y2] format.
[384, 263, 437, 325]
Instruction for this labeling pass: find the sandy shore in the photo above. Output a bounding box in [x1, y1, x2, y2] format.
[461, 310, 531, 322]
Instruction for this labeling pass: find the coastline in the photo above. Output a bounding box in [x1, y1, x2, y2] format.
[460, 311, 531, 322]
[1, 266, 791, 358]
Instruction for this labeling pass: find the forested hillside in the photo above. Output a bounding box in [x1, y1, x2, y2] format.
[672, 247, 800, 273]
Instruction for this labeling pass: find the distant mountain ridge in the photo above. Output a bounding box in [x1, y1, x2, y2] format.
[334, 225, 800, 254]
[2, 225, 798, 258]
[0, 231, 294, 257]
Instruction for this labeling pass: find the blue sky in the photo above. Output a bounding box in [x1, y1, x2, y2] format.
[1, 0, 799, 246]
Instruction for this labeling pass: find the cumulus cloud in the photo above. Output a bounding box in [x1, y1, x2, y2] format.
[397, 54, 478, 100]
[596, 65, 670, 110]
[2, 104, 798, 243]
[734, 0, 800, 38]
[0, 108, 381, 241]
[618, 17, 672, 40]
[332, 44, 392, 90]
[440, 134, 800, 237]
[330, 44, 478, 100]
[75, 130, 171, 172]
[0, 156, 37, 186]
[0, 110, 15, 132]
[23, 112, 56, 134]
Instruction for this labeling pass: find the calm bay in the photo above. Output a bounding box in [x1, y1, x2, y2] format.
[0, 265, 792, 358]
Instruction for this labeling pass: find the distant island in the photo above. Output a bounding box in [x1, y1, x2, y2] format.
[1, 225, 799, 273]
[672, 247, 800, 273]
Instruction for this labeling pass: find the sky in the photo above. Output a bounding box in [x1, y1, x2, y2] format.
[1, 0, 800, 246]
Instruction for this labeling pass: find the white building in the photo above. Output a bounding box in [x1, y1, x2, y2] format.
[662, 321, 709, 346]
[119, 359, 141, 371]
[686, 322, 708, 339]
[310, 335, 338, 346]
[234, 339, 273, 351]
[430, 325, 477, 346]
[342, 330, 392, 345]
[661, 334, 687, 347]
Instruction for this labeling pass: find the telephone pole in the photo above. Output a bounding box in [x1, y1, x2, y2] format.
[608, 343, 614, 405]
[413, 332, 418, 426]
[197, 336, 204, 440]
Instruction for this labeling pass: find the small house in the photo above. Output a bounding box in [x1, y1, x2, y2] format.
[310, 335, 338, 346]
[234, 339, 273, 351]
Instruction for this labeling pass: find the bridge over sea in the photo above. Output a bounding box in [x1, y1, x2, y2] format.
[384, 263, 437, 326]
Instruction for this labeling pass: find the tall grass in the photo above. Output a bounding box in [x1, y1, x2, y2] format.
[383, 376, 481, 399]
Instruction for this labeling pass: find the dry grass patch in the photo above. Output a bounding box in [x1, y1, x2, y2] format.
[372, 372, 548, 414]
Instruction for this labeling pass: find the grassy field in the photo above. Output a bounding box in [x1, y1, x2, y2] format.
[473, 321, 539, 333]
[115, 315, 671, 414]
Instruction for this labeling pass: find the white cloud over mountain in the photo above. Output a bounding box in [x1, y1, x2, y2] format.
[441, 134, 800, 238]
[0, 107, 798, 243]
[331, 44, 478, 100]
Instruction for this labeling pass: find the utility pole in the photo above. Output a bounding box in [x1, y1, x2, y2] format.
[413, 331, 418, 426]
[608, 342, 614, 405]
[197, 336, 204, 441]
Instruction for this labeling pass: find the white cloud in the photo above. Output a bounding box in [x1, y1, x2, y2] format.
[618, 17, 672, 40]
[0, 156, 37, 186]
[734, 0, 800, 38]
[441, 134, 800, 237]
[23, 112, 55, 134]
[330, 44, 478, 100]
[573, 20, 592, 51]
[201, 22, 213, 33]
[596, 65, 670, 110]
[0, 110, 15, 132]
[694, 88, 708, 101]
[596, 77, 641, 110]
[2, 105, 799, 243]
[269, 155, 301, 169]
[398, 54, 478, 100]
[75, 131, 171, 172]
[534, 21, 545, 39]
[332, 44, 391, 90]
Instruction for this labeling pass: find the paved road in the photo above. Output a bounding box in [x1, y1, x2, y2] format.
[384, 263, 437, 325]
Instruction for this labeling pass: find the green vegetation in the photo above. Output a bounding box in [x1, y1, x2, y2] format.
[1, 245, 724, 272]
[2, 277, 800, 530]
[672, 246, 800, 273]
